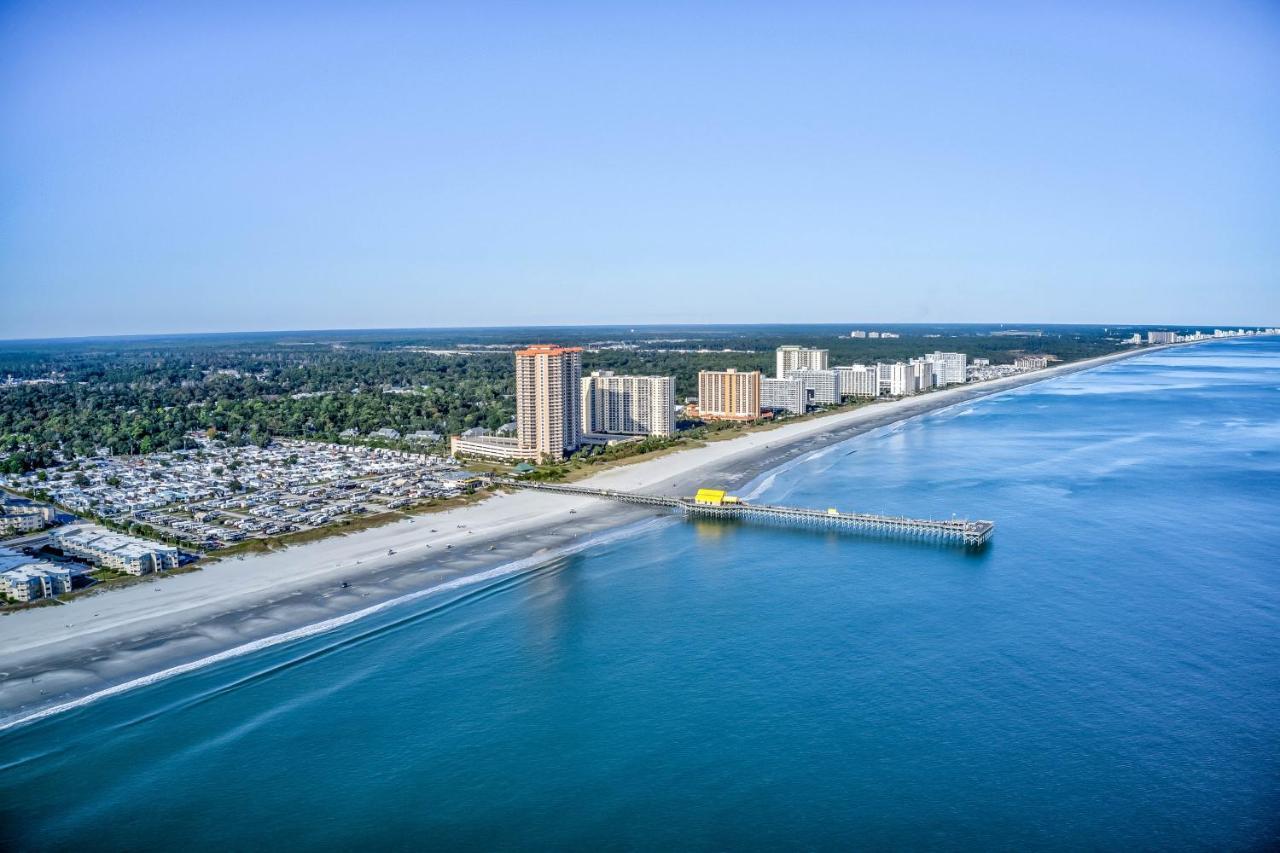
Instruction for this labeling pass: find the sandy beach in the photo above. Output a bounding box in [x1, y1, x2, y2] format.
[0, 342, 1191, 725]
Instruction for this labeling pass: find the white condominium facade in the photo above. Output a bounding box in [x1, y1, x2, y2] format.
[1015, 356, 1049, 370]
[0, 503, 55, 535]
[775, 346, 829, 378]
[0, 546, 72, 602]
[697, 369, 761, 421]
[51, 527, 180, 575]
[516, 345, 583, 462]
[908, 358, 937, 391]
[1147, 331, 1177, 344]
[926, 352, 968, 385]
[834, 365, 877, 398]
[760, 377, 806, 415]
[784, 368, 840, 405]
[874, 362, 915, 397]
[888, 363, 916, 396]
[581, 371, 674, 437]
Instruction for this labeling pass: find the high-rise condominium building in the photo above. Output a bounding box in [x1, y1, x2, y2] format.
[887, 362, 915, 397]
[775, 346, 829, 379]
[516, 344, 582, 461]
[874, 362, 919, 396]
[910, 359, 937, 392]
[834, 364, 877, 398]
[697, 369, 761, 421]
[784, 368, 840, 405]
[925, 352, 968, 385]
[760, 377, 807, 415]
[580, 371, 674, 437]
[1147, 331, 1177, 344]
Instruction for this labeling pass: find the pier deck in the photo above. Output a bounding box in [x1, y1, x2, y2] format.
[504, 481, 994, 548]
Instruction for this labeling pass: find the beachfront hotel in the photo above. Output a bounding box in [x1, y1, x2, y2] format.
[784, 368, 841, 405]
[834, 364, 877, 398]
[580, 371, 674, 438]
[925, 352, 968, 385]
[515, 344, 582, 461]
[910, 359, 937, 391]
[697, 369, 762, 421]
[775, 346, 829, 378]
[450, 344, 583, 462]
[760, 377, 806, 415]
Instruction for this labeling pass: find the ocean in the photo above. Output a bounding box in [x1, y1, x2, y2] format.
[2, 338, 1278, 850]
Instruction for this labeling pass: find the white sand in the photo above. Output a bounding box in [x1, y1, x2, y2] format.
[0, 344, 1166, 666]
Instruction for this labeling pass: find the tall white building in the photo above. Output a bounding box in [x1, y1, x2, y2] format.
[871, 362, 919, 396]
[760, 377, 807, 415]
[834, 365, 877, 398]
[775, 346, 829, 378]
[926, 352, 968, 385]
[697, 369, 761, 421]
[908, 358, 937, 392]
[784, 368, 840, 405]
[516, 344, 582, 461]
[887, 362, 915, 396]
[876, 363, 894, 396]
[1147, 331, 1177, 344]
[580, 371, 674, 437]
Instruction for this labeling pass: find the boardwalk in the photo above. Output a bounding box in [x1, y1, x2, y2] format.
[505, 481, 994, 548]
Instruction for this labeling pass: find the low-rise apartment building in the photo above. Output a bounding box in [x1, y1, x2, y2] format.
[0, 500, 56, 536]
[448, 435, 540, 461]
[0, 547, 72, 602]
[51, 527, 180, 575]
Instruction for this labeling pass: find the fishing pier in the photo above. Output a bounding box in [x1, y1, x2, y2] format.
[506, 481, 994, 548]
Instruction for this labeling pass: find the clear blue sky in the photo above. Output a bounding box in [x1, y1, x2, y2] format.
[2, 1, 1277, 338]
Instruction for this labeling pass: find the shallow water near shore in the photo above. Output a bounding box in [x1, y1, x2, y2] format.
[3, 338, 1279, 850]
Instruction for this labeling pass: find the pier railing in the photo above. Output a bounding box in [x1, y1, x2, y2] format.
[504, 481, 994, 548]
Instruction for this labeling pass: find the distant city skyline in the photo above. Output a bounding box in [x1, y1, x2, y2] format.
[3, 1, 1278, 339]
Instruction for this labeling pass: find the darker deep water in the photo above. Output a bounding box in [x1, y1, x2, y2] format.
[2, 339, 1279, 850]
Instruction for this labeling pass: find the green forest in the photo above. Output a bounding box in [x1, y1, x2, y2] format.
[0, 324, 1141, 470]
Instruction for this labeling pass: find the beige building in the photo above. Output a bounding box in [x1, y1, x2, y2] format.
[449, 344, 583, 463]
[775, 346, 829, 378]
[0, 503, 55, 535]
[516, 344, 582, 462]
[581, 371, 674, 437]
[448, 434, 539, 461]
[697, 369, 761, 421]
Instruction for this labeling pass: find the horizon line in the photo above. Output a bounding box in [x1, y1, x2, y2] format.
[3, 320, 1277, 347]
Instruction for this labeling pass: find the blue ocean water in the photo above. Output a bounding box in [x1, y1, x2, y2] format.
[3, 339, 1279, 850]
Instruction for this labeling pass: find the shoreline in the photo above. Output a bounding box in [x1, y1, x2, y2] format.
[0, 340, 1210, 727]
